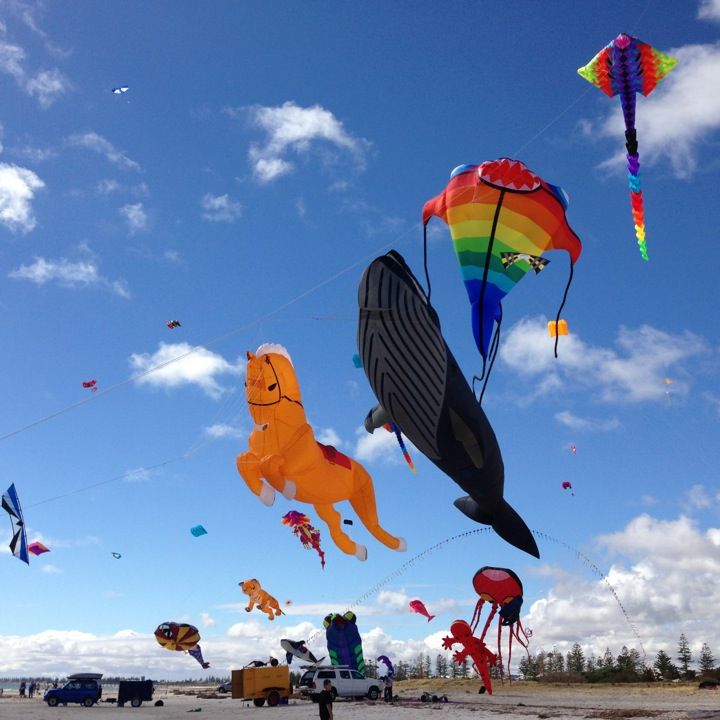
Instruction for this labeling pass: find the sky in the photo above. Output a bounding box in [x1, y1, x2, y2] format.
[1, 0, 720, 680]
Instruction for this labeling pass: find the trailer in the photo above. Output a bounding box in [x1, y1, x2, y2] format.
[231, 665, 291, 707]
[117, 680, 154, 708]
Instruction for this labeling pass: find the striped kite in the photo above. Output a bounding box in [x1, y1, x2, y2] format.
[423, 158, 582, 380]
[578, 33, 678, 260]
[2, 483, 29, 564]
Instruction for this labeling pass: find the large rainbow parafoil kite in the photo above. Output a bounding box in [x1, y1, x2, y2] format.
[578, 33, 678, 260]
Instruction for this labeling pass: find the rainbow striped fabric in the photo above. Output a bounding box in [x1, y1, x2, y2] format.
[422, 159, 582, 359]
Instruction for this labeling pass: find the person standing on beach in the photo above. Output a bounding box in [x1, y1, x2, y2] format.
[318, 678, 333, 720]
[383, 674, 394, 702]
[19, 681, 26, 698]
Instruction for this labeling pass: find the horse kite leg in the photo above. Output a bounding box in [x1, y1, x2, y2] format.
[236, 451, 275, 506]
[348, 465, 406, 552]
[314, 503, 367, 560]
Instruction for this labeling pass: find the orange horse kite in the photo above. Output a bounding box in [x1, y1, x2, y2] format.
[237, 344, 406, 561]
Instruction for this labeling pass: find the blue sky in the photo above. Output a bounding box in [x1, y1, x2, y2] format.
[1, 0, 720, 678]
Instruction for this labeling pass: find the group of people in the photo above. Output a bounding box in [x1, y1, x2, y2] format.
[18, 680, 55, 698]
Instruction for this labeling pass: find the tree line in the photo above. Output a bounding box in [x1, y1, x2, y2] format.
[517, 634, 717, 683]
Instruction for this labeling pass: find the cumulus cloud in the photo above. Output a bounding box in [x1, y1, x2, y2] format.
[0, 38, 70, 107]
[66, 132, 140, 171]
[129, 342, 243, 398]
[8, 256, 130, 298]
[243, 101, 370, 182]
[525, 514, 720, 660]
[353, 425, 413, 466]
[0, 162, 43, 232]
[698, 0, 720, 21]
[500, 318, 707, 403]
[587, 42, 720, 179]
[201, 193, 242, 222]
[554, 410, 620, 432]
[316, 427, 342, 447]
[119, 202, 147, 233]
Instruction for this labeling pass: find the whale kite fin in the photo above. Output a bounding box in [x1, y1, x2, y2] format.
[454, 496, 539, 558]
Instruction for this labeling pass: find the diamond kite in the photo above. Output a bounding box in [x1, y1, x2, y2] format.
[167, 320, 181, 329]
[28, 541, 50, 556]
[2, 483, 28, 564]
[578, 34, 678, 260]
[190, 525, 207, 537]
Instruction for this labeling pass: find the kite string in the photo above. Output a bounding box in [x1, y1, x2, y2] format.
[0, 229, 420, 446]
[307, 528, 645, 662]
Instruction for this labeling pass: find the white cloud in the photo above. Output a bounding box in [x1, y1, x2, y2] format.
[119, 202, 147, 233]
[590, 42, 720, 179]
[554, 410, 620, 432]
[25, 67, 69, 107]
[295, 198, 306, 218]
[204, 423, 244, 439]
[699, 0, 720, 21]
[200, 612, 216, 628]
[526, 514, 720, 661]
[0, 162, 43, 232]
[500, 318, 706, 403]
[129, 342, 243, 398]
[14, 144, 56, 162]
[317, 427, 342, 447]
[67, 132, 140, 171]
[97, 178, 120, 194]
[246, 101, 370, 183]
[0, 39, 69, 107]
[201, 193, 242, 222]
[8, 256, 130, 298]
[685, 483, 714, 510]
[354, 426, 404, 466]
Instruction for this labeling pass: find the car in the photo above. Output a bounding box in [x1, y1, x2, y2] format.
[217, 680, 232, 693]
[44, 673, 103, 707]
[297, 666, 381, 701]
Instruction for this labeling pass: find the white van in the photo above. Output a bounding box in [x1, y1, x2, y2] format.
[297, 665, 381, 701]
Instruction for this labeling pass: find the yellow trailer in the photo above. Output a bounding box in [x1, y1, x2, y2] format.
[231, 666, 292, 707]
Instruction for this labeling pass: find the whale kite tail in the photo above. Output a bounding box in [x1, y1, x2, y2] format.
[454, 496, 539, 558]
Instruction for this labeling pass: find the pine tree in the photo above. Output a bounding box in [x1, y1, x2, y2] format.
[566, 643, 585, 673]
[654, 650, 679, 679]
[602, 648, 614, 670]
[699, 643, 715, 673]
[586, 653, 597, 672]
[677, 633, 692, 675]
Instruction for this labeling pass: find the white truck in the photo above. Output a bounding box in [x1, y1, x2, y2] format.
[297, 665, 381, 701]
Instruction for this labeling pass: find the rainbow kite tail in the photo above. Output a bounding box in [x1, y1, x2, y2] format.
[384, 422, 417, 474]
[625, 129, 648, 260]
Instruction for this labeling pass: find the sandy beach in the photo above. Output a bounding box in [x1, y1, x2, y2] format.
[1, 681, 719, 720]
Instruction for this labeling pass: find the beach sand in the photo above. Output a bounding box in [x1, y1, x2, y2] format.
[0, 681, 718, 720]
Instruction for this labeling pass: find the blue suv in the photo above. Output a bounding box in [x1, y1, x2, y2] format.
[44, 673, 103, 707]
